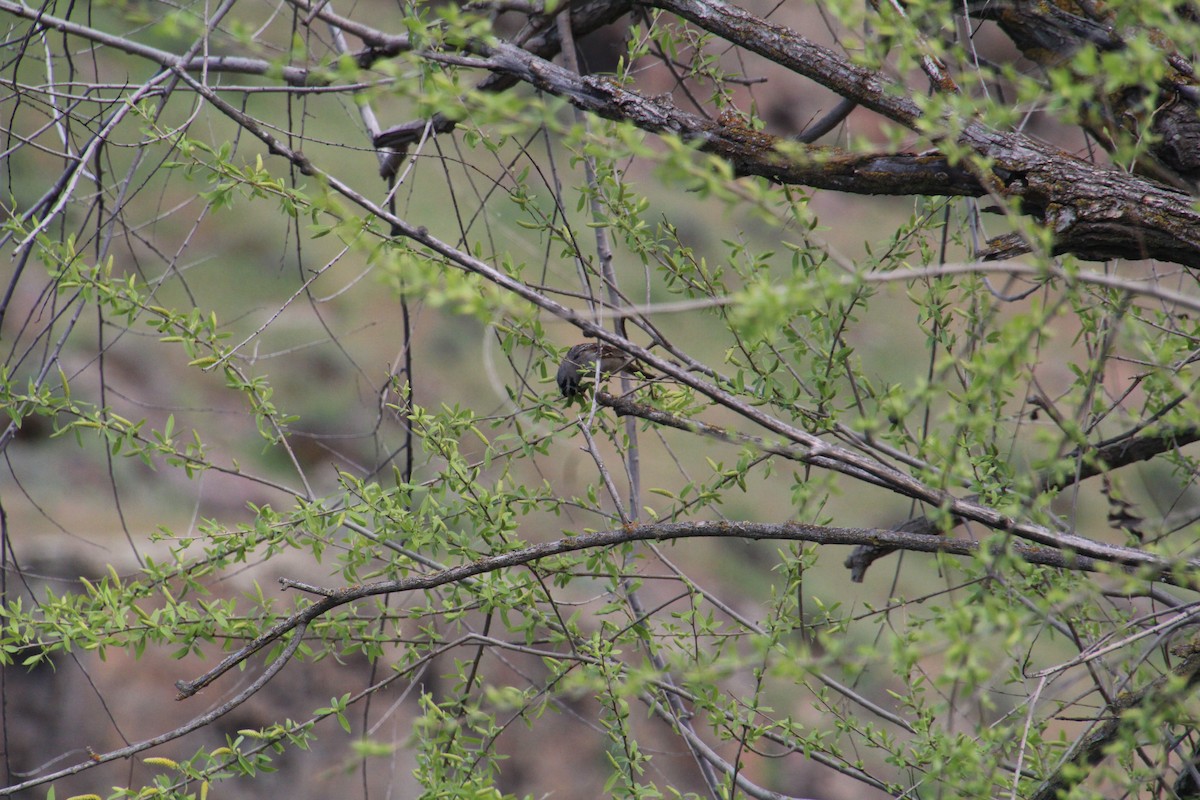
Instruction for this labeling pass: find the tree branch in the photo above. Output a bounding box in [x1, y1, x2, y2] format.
[178, 516, 1174, 696]
[0, 622, 308, 796]
[642, 0, 1200, 267]
[964, 0, 1200, 186]
[1029, 643, 1200, 800]
[845, 420, 1200, 582]
[0, 1, 328, 85]
[1048, 424, 1200, 492]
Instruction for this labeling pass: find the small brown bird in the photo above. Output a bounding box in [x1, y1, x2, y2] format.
[556, 342, 653, 397]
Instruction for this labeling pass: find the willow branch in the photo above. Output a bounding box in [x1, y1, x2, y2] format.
[178, 517, 1200, 696]
[846, 420, 1200, 582]
[0, 623, 308, 796]
[1030, 645, 1200, 800]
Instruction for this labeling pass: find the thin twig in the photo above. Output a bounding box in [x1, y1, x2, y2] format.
[0, 623, 308, 796]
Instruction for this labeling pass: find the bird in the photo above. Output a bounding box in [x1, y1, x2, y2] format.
[556, 342, 654, 397]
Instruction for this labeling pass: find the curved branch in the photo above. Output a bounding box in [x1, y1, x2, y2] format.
[0, 622, 308, 796]
[179, 518, 1197, 696]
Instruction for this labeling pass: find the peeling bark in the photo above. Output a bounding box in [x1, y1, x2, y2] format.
[340, 0, 1200, 265]
[965, 0, 1200, 185]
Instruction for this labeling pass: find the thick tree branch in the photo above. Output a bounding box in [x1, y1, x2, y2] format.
[643, 0, 924, 126]
[964, 0, 1200, 186]
[1049, 424, 1200, 491]
[642, 0, 1200, 267]
[362, 0, 982, 193]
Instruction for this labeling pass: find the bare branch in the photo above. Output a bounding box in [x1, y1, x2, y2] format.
[0, 1, 330, 85]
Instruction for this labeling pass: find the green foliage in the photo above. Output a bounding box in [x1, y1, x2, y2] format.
[3, 0, 1200, 799]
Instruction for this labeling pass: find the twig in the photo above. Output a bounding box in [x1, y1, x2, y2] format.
[0, 623, 307, 796]
[1029, 646, 1200, 800]
[1031, 601, 1200, 679]
[577, 421, 632, 526]
[0, 1, 325, 85]
[644, 690, 824, 800]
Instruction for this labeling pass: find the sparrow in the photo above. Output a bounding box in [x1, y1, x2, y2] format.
[556, 342, 654, 397]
